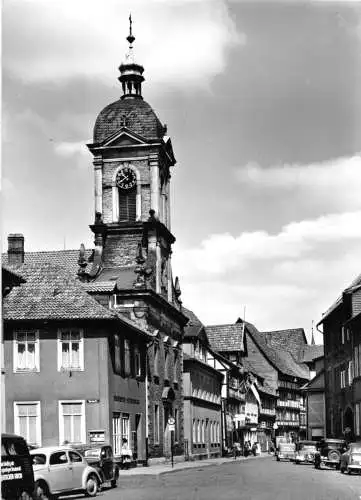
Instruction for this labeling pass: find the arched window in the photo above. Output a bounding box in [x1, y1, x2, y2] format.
[119, 187, 137, 222]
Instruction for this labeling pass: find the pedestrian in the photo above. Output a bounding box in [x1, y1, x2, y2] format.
[121, 438, 133, 469]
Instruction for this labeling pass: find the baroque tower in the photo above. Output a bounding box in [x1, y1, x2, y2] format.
[86, 18, 177, 302]
[84, 17, 187, 461]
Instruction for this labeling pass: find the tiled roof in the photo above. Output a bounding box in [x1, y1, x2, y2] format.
[182, 306, 204, 338]
[245, 321, 309, 380]
[258, 384, 278, 398]
[2, 263, 118, 321]
[2, 249, 92, 275]
[205, 323, 245, 352]
[318, 272, 361, 325]
[93, 98, 164, 143]
[261, 328, 307, 359]
[82, 282, 116, 293]
[298, 345, 324, 363]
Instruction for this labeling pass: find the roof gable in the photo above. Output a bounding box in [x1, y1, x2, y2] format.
[101, 128, 149, 147]
[261, 328, 308, 359]
[205, 323, 245, 352]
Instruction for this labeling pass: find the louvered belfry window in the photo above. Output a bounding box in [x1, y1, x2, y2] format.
[119, 187, 136, 221]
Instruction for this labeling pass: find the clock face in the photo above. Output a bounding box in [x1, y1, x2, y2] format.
[116, 166, 137, 190]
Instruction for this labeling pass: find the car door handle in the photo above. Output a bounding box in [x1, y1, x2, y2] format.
[67, 466, 73, 470]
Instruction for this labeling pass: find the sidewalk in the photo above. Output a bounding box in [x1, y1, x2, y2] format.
[118, 452, 271, 477]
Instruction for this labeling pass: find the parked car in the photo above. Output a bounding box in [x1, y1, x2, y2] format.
[82, 445, 119, 488]
[340, 442, 361, 475]
[314, 438, 347, 470]
[1, 433, 35, 500]
[294, 440, 317, 465]
[30, 446, 103, 498]
[276, 442, 296, 462]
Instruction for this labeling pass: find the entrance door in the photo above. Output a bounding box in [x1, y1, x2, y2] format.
[135, 414, 142, 461]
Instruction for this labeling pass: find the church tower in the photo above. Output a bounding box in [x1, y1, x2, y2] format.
[85, 17, 187, 462]
[87, 17, 177, 302]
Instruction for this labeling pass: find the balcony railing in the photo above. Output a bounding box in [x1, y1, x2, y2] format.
[259, 408, 276, 416]
[277, 400, 300, 409]
[276, 420, 299, 427]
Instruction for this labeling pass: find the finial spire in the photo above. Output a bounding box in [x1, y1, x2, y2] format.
[127, 13, 135, 47]
[311, 320, 315, 345]
[119, 14, 144, 99]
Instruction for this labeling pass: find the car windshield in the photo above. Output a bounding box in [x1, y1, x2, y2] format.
[31, 454, 47, 465]
[84, 448, 101, 457]
[351, 446, 361, 454]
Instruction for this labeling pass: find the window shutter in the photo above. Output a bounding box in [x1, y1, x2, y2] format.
[119, 188, 137, 221]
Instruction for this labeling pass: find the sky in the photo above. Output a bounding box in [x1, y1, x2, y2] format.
[2, 0, 361, 343]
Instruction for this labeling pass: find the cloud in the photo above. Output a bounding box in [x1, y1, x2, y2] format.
[3, 0, 244, 89]
[234, 155, 361, 212]
[54, 142, 88, 158]
[173, 209, 361, 334]
[174, 211, 361, 277]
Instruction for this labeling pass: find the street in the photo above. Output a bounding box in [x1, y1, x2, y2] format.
[86, 456, 361, 500]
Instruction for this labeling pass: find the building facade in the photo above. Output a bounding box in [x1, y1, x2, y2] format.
[318, 273, 361, 441]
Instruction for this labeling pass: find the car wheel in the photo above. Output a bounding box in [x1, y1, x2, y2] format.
[347, 467, 352, 475]
[276, 457, 280, 462]
[111, 478, 117, 488]
[85, 475, 99, 497]
[34, 481, 51, 500]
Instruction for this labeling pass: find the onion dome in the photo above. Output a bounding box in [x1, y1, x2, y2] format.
[93, 15, 165, 143]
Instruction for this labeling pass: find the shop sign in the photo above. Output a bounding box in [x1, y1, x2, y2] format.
[89, 430, 105, 443]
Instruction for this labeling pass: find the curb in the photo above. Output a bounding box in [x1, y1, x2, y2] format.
[119, 454, 271, 478]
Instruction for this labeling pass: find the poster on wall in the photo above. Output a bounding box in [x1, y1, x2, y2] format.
[89, 430, 105, 444]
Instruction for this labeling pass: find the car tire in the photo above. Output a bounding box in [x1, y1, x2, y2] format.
[85, 475, 99, 497]
[347, 468, 352, 475]
[34, 481, 51, 500]
[111, 478, 117, 488]
[276, 457, 280, 462]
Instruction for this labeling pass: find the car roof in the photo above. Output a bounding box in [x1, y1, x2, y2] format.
[1, 433, 27, 441]
[30, 446, 83, 454]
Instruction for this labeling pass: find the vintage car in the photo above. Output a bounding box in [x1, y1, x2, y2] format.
[314, 438, 347, 470]
[276, 442, 296, 462]
[82, 445, 119, 488]
[294, 440, 317, 465]
[1, 433, 35, 500]
[30, 446, 103, 498]
[340, 442, 361, 475]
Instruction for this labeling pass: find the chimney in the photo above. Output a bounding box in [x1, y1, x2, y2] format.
[8, 234, 25, 266]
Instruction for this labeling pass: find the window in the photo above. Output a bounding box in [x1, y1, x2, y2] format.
[14, 402, 41, 447]
[69, 451, 83, 463]
[114, 334, 121, 374]
[50, 451, 68, 465]
[119, 187, 137, 222]
[197, 420, 201, 444]
[112, 414, 121, 456]
[134, 344, 141, 377]
[164, 350, 169, 381]
[340, 370, 346, 389]
[154, 344, 159, 377]
[354, 346, 359, 378]
[124, 339, 131, 375]
[59, 401, 85, 445]
[192, 419, 196, 444]
[173, 350, 178, 383]
[154, 405, 159, 444]
[341, 327, 345, 345]
[121, 413, 130, 443]
[13, 331, 39, 372]
[348, 361, 353, 386]
[355, 403, 361, 437]
[201, 420, 205, 444]
[57, 329, 84, 371]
